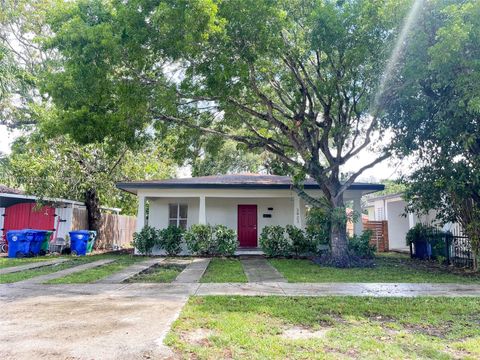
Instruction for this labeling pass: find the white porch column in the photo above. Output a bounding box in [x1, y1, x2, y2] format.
[136, 195, 146, 232]
[353, 196, 363, 236]
[293, 195, 302, 228]
[198, 195, 206, 225]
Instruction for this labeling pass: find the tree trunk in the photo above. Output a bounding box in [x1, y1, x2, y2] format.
[294, 177, 351, 267]
[85, 188, 101, 237]
[329, 193, 351, 267]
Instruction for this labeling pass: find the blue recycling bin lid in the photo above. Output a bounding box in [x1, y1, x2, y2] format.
[70, 230, 90, 240]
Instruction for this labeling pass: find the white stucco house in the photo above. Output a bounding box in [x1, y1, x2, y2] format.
[366, 193, 462, 252]
[117, 174, 384, 253]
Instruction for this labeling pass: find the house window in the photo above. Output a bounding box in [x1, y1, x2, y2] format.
[169, 203, 188, 229]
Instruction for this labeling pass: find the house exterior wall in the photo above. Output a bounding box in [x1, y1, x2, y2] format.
[366, 196, 464, 251]
[144, 192, 308, 255]
[133, 186, 367, 255]
[386, 201, 410, 250]
[148, 196, 303, 234]
[148, 197, 200, 229]
[206, 197, 299, 231]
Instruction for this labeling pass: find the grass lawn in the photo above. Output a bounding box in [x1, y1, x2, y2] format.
[166, 296, 480, 359]
[270, 253, 480, 283]
[0, 256, 97, 283]
[45, 255, 141, 284]
[201, 258, 248, 283]
[125, 264, 184, 283]
[0, 256, 60, 269]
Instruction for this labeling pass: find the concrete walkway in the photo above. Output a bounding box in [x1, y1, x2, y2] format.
[17, 259, 115, 284]
[97, 258, 166, 284]
[173, 258, 211, 283]
[0, 258, 68, 275]
[3, 281, 480, 299]
[197, 282, 480, 297]
[241, 257, 287, 283]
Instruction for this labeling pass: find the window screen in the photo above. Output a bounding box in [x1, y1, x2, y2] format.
[168, 203, 188, 229]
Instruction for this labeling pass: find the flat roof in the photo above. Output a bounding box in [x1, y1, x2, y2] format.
[365, 192, 405, 204]
[117, 174, 385, 193]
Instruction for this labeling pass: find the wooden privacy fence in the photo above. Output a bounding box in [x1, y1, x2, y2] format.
[364, 220, 389, 252]
[72, 208, 136, 250]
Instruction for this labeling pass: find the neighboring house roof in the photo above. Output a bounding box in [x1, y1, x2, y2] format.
[117, 174, 385, 193]
[0, 186, 121, 212]
[0, 184, 24, 195]
[365, 192, 405, 205]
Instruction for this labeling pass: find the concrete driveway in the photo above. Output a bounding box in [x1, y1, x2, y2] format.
[0, 288, 187, 360]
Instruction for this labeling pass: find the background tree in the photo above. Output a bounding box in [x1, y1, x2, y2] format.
[42, 0, 414, 266]
[0, 0, 57, 128]
[384, 0, 480, 269]
[0, 134, 175, 230]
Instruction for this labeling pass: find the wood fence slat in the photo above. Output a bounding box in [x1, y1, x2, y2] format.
[71, 208, 136, 250]
[364, 220, 389, 252]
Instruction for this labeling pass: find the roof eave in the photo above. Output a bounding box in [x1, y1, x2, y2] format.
[116, 182, 385, 193]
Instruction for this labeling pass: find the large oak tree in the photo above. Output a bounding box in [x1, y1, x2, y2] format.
[43, 0, 413, 265]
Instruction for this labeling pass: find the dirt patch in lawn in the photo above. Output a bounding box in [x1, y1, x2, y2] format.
[125, 263, 186, 283]
[371, 314, 453, 339]
[181, 328, 214, 346]
[281, 326, 332, 340]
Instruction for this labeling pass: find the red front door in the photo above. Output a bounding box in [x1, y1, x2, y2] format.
[238, 205, 257, 247]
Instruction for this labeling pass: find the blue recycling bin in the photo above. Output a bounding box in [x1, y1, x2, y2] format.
[7, 230, 30, 258]
[29, 230, 48, 256]
[69, 231, 90, 256]
[414, 240, 429, 259]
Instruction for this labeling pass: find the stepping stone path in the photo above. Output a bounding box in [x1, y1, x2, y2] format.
[17, 259, 115, 284]
[97, 258, 166, 284]
[241, 257, 287, 283]
[173, 258, 211, 283]
[0, 258, 68, 275]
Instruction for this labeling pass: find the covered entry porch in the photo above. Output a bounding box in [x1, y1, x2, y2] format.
[117, 174, 383, 255]
[137, 191, 305, 249]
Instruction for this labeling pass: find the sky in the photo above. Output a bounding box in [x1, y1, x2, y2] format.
[0, 125, 21, 155]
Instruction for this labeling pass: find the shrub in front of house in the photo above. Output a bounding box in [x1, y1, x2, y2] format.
[348, 230, 375, 259]
[286, 224, 315, 256]
[132, 225, 159, 255]
[158, 225, 184, 256]
[184, 224, 214, 255]
[305, 207, 331, 246]
[213, 225, 238, 256]
[184, 224, 239, 256]
[260, 225, 291, 257]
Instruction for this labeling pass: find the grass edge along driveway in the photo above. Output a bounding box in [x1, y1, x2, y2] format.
[166, 296, 480, 360]
[0, 256, 98, 283]
[45, 255, 142, 284]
